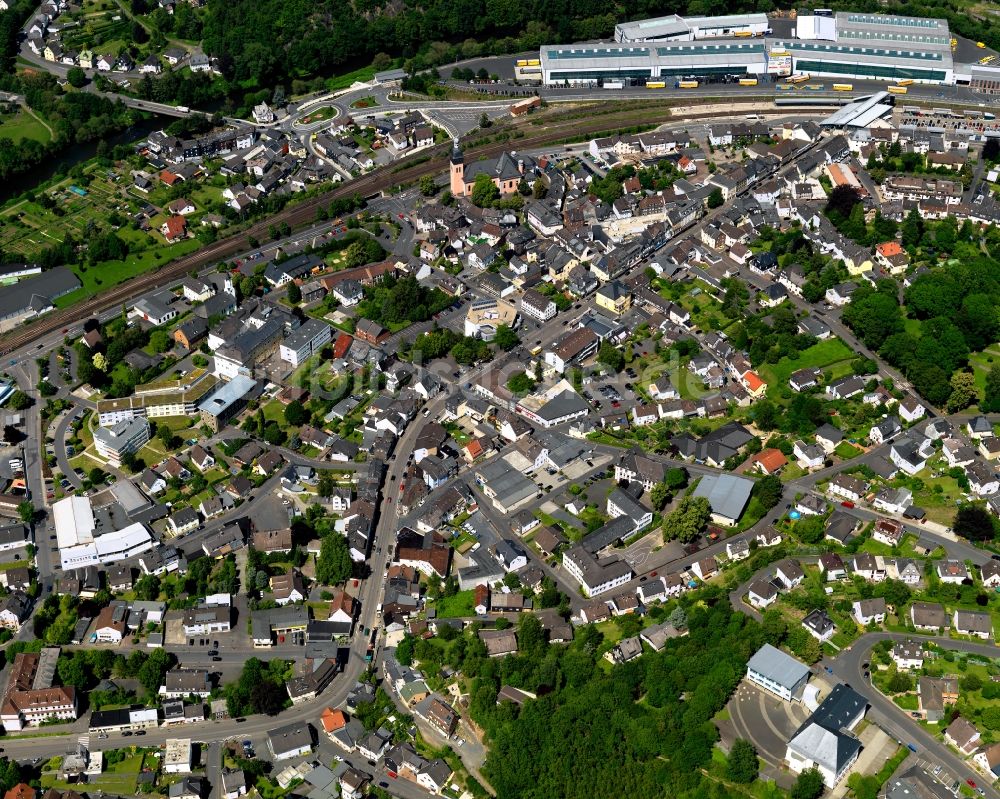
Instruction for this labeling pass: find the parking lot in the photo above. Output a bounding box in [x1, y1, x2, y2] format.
[723, 681, 811, 786]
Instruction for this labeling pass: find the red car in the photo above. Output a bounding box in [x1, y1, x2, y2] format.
[841, 500, 855, 508]
[967, 780, 977, 789]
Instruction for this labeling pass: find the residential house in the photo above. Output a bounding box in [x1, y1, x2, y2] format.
[954, 609, 992, 639]
[852, 597, 887, 626]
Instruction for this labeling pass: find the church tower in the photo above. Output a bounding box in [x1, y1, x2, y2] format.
[449, 137, 465, 196]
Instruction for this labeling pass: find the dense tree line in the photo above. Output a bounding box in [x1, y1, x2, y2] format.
[0, 73, 136, 180]
[356, 274, 452, 327]
[225, 657, 291, 717]
[467, 595, 769, 799]
[754, 226, 846, 304]
[409, 327, 491, 364]
[842, 246, 1000, 405]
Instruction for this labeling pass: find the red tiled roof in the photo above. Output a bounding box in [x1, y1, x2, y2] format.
[743, 371, 766, 391]
[752, 448, 787, 474]
[163, 215, 187, 239]
[333, 333, 353, 359]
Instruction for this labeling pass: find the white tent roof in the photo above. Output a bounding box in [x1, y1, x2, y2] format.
[53, 495, 95, 549]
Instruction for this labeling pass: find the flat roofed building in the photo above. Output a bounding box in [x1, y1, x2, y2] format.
[278, 319, 332, 367]
[198, 375, 257, 432]
[96, 369, 217, 426]
[93, 418, 150, 466]
[164, 738, 193, 773]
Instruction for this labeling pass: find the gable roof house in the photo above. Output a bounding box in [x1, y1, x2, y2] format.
[910, 601, 947, 632]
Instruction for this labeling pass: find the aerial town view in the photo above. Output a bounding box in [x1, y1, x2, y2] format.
[9, 1, 1000, 799]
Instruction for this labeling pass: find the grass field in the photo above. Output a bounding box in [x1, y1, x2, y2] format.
[834, 441, 863, 460]
[432, 590, 475, 618]
[324, 64, 379, 92]
[43, 752, 144, 793]
[300, 106, 339, 124]
[0, 110, 51, 143]
[54, 238, 203, 307]
[757, 337, 855, 388]
[969, 344, 1000, 395]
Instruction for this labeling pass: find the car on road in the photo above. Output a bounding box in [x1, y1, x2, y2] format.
[212, 656, 222, 662]
[135, 731, 146, 736]
[967, 779, 977, 789]
[841, 500, 855, 508]
[122, 731, 133, 737]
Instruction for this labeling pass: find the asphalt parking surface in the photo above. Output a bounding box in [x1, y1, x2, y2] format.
[727, 682, 810, 778]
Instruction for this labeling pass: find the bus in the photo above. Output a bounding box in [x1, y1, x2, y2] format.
[516, 59, 529, 67]
[646, 81, 666, 89]
[529, 345, 543, 356]
[887, 85, 908, 95]
[896, 79, 914, 87]
[832, 83, 853, 91]
[738, 77, 758, 86]
[776, 84, 795, 91]
[805, 83, 825, 91]
[734, 30, 753, 37]
[516, 58, 541, 67]
[786, 73, 809, 84]
[603, 79, 624, 89]
[677, 80, 699, 89]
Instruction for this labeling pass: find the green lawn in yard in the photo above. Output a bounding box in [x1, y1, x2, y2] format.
[433, 590, 475, 618]
[594, 620, 622, 645]
[263, 399, 290, 429]
[0, 110, 51, 143]
[834, 441, 863, 460]
[43, 753, 143, 793]
[969, 345, 1000, 395]
[903, 472, 966, 525]
[757, 337, 855, 388]
[893, 693, 918, 710]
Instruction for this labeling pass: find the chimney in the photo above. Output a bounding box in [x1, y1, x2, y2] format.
[518, 159, 524, 175]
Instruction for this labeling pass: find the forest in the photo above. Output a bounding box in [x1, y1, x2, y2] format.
[0, 71, 137, 181]
[193, 0, 1000, 93]
[452, 591, 773, 799]
[842, 233, 1000, 408]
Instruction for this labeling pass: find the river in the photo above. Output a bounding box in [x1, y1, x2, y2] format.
[0, 114, 171, 205]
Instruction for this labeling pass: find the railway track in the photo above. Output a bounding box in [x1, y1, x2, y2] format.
[0, 99, 840, 356]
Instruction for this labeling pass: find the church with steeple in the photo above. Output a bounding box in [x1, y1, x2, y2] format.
[449, 138, 537, 198]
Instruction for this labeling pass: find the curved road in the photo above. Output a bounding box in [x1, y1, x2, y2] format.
[830, 632, 1000, 799]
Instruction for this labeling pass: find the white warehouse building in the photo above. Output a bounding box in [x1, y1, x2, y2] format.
[53, 495, 155, 570]
[539, 10, 956, 87]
